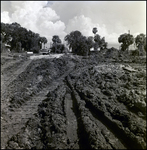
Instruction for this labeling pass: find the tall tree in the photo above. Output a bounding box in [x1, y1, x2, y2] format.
[135, 33, 146, 55]
[16, 42, 22, 52]
[94, 34, 101, 51]
[42, 37, 48, 49]
[52, 35, 61, 43]
[1, 22, 48, 52]
[39, 37, 44, 49]
[92, 27, 98, 35]
[52, 35, 62, 53]
[86, 36, 94, 52]
[92, 27, 102, 51]
[64, 30, 89, 56]
[1, 23, 12, 44]
[118, 33, 134, 51]
[64, 30, 82, 53]
[99, 37, 108, 50]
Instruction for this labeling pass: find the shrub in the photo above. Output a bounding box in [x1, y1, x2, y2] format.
[32, 46, 40, 53]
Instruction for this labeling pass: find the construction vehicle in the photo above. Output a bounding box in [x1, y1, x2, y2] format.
[39, 48, 50, 55]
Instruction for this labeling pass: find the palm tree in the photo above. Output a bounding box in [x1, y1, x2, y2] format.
[118, 33, 134, 51]
[42, 37, 47, 49]
[64, 30, 82, 53]
[92, 27, 101, 51]
[92, 27, 98, 35]
[52, 35, 61, 53]
[87, 36, 94, 51]
[64, 30, 89, 55]
[135, 33, 146, 55]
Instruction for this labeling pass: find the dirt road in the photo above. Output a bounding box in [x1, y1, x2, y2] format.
[1, 54, 75, 149]
[1, 53, 146, 149]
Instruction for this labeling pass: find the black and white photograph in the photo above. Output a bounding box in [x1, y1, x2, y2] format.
[1, 1, 146, 149]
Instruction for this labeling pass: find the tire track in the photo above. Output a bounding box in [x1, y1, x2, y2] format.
[1, 58, 33, 149]
[1, 61, 76, 149]
[1, 59, 32, 96]
[64, 89, 79, 149]
[2, 55, 146, 149]
[66, 75, 145, 149]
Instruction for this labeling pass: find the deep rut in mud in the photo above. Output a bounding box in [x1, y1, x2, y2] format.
[66, 75, 126, 149]
[64, 90, 79, 149]
[1, 54, 146, 149]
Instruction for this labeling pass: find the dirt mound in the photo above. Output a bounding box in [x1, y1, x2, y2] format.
[2, 56, 74, 110]
[1, 53, 146, 149]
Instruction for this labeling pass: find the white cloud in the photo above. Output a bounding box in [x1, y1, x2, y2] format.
[1, 1, 146, 48]
[1, 11, 11, 23]
[1, 1, 66, 46]
[66, 15, 102, 36]
[65, 14, 141, 44]
[38, 20, 66, 43]
[52, 1, 146, 38]
[66, 15, 122, 44]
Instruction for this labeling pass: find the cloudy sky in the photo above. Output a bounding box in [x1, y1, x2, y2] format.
[1, 1, 146, 47]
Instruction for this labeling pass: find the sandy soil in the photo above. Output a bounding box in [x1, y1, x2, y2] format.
[30, 54, 64, 60]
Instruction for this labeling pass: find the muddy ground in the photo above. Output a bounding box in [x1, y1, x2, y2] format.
[1, 51, 146, 149]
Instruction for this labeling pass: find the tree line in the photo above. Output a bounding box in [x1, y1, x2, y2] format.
[1, 22, 47, 53]
[1, 22, 146, 56]
[64, 28, 146, 56]
[118, 32, 146, 54]
[64, 27, 108, 56]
